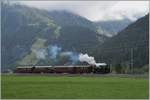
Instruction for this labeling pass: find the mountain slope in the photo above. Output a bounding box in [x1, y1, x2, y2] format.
[48, 11, 96, 31]
[48, 10, 108, 45]
[95, 19, 132, 37]
[58, 26, 102, 52]
[1, 3, 59, 70]
[95, 14, 149, 68]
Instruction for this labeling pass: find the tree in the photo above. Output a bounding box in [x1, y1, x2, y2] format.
[115, 63, 123, 74]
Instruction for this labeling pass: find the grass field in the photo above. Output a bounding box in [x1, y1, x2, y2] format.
[1, 74, 149, 99]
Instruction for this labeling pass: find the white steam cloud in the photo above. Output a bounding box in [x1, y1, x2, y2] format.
[79, 53, 96, 65]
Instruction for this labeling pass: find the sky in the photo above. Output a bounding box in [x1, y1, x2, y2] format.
[14, 1, 149, 21]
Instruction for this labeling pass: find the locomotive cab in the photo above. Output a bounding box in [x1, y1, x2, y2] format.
[94, 63, 110, 74]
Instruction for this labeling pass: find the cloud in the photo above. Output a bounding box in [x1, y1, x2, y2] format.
[15, 1, 149, 21]
[106, 1, 149, 21]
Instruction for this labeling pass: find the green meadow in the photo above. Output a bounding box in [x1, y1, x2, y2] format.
[1, 75, 149, 99]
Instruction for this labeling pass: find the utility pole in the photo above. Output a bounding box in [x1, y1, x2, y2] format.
[130, 48, 134, 74]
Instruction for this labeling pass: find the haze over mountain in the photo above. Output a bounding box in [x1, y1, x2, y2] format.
[17, 1, 149, 21]
[11, 1, 149, 37]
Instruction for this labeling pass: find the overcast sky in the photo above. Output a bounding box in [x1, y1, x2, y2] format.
[15, 1, 149, 21]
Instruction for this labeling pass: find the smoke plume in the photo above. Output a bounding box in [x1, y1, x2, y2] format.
[60, 51, 79, 64]
[79, 53, 96, 65]
[33, 44, 99, 65]
[48, 45, 62, 59]
[33, 49, 47, 59]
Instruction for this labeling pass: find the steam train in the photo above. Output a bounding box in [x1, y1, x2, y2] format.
[14, 64, 110, 74]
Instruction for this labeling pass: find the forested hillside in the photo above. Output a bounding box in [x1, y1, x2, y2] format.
[94, 14, 149, 73]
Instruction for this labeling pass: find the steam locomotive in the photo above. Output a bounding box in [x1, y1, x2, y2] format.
[14, 63, 110, 74]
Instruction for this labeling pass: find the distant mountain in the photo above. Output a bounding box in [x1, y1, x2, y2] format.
[95, 14, 149, 68]
[48, 11, 96, 31]
[95, 19, 132, 37]
[48, 11, 133, 38]
[48, 10, 108, 44]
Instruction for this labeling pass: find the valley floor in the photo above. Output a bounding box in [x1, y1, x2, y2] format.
[1, 74, 149, 99]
